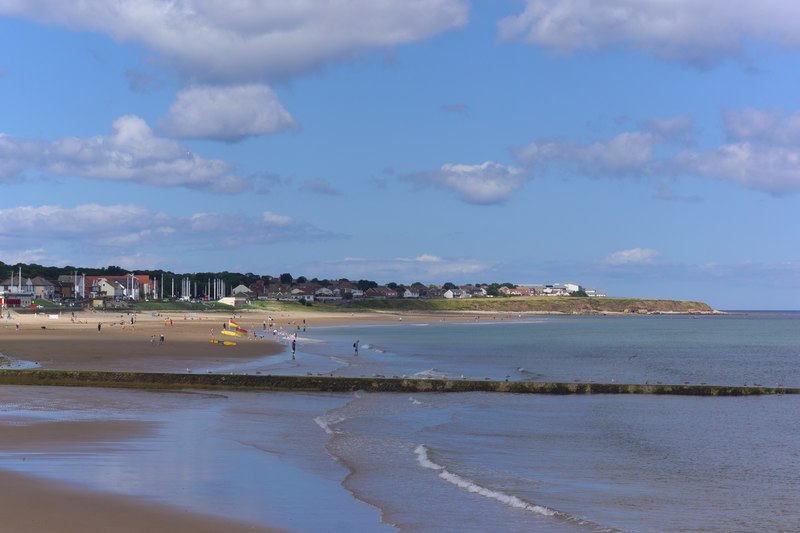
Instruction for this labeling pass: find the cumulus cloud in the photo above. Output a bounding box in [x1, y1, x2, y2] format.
[0, 0, 469, 82]
[313, 255, 490, 282]
[722, 108, 800, 144]
[514, 109, 800, 196]
[404, 161, 527, 205]
[498, 0, 800, 66]
[263, 211, 293, 226]
[675, 143, 800, 196]
[604, 248, 661, 266]
[159, 84, 296, 141]
[515, 131, 657, 177]
[674, 108, 800, 195]
[0, 115, 248, 192]
[0, 204, 329, 252]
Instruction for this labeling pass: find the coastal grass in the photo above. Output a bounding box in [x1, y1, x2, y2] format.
[316, 296, 714, 314]
[0, 370, 794, 397]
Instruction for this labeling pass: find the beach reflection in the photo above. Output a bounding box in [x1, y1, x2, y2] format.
[0, 386, 389, 532]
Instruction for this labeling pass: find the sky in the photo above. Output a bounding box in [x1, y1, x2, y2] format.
[1, 1, 799, 310]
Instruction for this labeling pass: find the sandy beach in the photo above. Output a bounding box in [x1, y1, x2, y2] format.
[0, 307, 455, 532]
[0, 308, 332, 532]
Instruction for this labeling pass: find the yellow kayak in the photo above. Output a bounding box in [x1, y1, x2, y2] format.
[211, 339, 237, 346]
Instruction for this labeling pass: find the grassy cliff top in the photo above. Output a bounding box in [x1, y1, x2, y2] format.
[310, 296, 715, 315]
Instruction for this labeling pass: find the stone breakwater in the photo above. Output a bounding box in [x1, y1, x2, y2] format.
[0, 370, 796, 396]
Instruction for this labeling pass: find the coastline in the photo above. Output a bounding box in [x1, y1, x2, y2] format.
[0, 306, 724, 532]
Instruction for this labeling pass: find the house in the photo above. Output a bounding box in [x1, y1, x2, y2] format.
[403, 288, 420, 299]
[365, 287, 398, 299]
[94, 278, 127, 299]
[0, 291, 33, 308]
[83, 275, 153, 300]
[315, 287, 342, 301]
[291, 288, 315, 302]
[217, 292, 249, 308]
[232, 284, 254, 297]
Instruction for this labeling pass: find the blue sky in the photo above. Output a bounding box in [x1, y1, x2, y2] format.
[1, 1, 799, 310]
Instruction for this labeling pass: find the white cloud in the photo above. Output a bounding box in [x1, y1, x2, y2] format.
[0, 204, 329, 253]
[675, 142, 800, 196]
[0, 0, 469, 82]
[604, 248, 661, 266]
[498, 0, 800, 66]
[159, 84, 296, 141]
[513, 109, 800, 196]
[404, 161, 527, 205]
[722, 108, 800, 144]
[515, 131, 657, 176]
[314, 255, 490, 282]
[0, 115, 248, 192]
[263, 211, 293, 226]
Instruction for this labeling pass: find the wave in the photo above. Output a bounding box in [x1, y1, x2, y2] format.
[414, 445, 620, 531]
[412, 368, 449, 380]
[314, 413, 347, 435]
[362, 343, 388, 354]
[414, 444, 556, 517]
[409, 396, 423, 406]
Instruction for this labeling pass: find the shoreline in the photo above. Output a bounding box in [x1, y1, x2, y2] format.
[0, 470, 285, 533]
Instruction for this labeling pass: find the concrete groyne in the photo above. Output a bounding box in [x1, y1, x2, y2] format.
[0, 370, 796, 396]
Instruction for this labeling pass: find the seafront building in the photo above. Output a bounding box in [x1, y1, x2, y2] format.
[0, 268, 605, 308]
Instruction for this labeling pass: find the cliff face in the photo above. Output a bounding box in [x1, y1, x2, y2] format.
[342, 297, 715, 314]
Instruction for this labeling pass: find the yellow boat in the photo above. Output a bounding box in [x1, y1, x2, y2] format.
[211, 339, 237, 346]
[221, 329, 246, 337]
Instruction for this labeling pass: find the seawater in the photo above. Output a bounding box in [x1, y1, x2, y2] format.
[0, 312, 798, 532]
[277, 312, 800, 388]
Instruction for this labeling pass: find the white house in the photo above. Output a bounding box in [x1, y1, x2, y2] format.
[403, 288, 420, 298]
[291, 288, 315, 302]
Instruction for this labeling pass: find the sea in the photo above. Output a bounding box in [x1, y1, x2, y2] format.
[1, 312, 798, 532]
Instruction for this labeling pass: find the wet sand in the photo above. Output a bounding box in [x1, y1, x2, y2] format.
[0, 310, 292, 531]
[0, 469, 284, 533]
[0, 307, 454, 532]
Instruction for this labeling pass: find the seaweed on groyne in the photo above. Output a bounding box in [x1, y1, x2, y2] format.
[0, 370, 796, 396]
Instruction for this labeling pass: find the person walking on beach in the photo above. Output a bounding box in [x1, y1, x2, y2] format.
[291, 338, 296, 359]
[354, 339, 359, 356]
[97, 322, 101, 332]
[159, 333, 165, 344]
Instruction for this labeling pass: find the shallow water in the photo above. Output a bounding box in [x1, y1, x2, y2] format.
[257, 313, 800, 388]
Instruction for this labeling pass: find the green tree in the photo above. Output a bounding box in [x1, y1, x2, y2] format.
[279, 273, 293, 285]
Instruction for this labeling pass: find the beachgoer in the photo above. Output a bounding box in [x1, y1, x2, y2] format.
[160, 333, 165, 344]
[291, 339, 296, 359]
[98, 323, 101, 332]
[354, 339, 359, 355]
[150, 335, 155, 344]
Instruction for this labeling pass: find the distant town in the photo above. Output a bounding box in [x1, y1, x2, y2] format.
[0, 264, 606, 309]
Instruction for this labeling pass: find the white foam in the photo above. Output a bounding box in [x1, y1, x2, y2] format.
[409, 397, 423, 406]
[414, 444, 557, 518]
[314, 413, 346, 435]
[412, 368, 449, 380]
